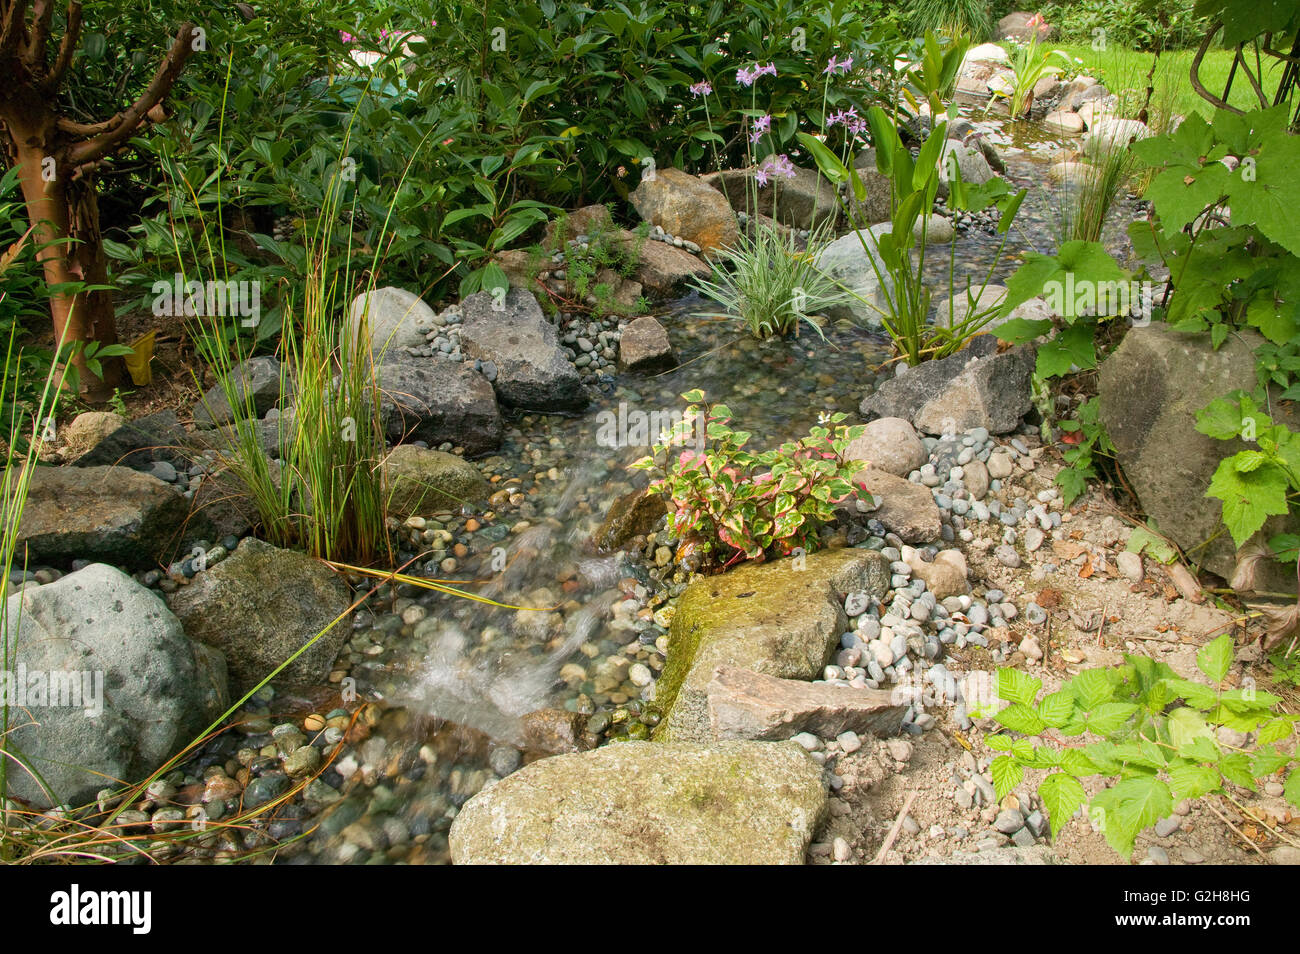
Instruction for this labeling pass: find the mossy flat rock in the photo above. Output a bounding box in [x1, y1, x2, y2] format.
[382, 444, 490, 517]
[449, 740, 825, 864]
[656, 547, 890, 743]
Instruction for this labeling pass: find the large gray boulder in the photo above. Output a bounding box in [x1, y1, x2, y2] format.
[617, 231, 711, 299]
[192, 356, 284, 427]
[167, 538, 352, 696]
[764, 164, 840, 231]
[378, 356, 503, 457]
[16, 466, 201, 569]
[843, 416, 927, 477]
[1098, 325, 1299, 589]
[860, 338, 1035, 435]
[813, 224, 899, 328]
[449, 740, 826, 864]
[657, 548, 891, 743]
[458, 288, 587, 412]
[855, 469, 943, 543]
[2, 564, 228, 808]
[617, 315, 675, 373]
[939, 139, 995, 187]
[349, 286, 438, 359]
[849, 149, 895, 224]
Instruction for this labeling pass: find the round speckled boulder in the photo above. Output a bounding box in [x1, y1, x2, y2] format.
[449, 741, 826, 864]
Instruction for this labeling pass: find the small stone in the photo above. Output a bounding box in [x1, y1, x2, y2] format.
[886, 738, 913, 763]
[791, 732, 822, 752]
[837, 730, 863, 755]
[1154, 816, 1180, 838]
[1117, 550, 1143, 582]
[994, 808, 1024, 834]
[832, 837, 852, 862]
[995, 544, 1021, 568]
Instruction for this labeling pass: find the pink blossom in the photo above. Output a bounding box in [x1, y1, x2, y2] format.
[754, 153, 796, 188]
[737, 62, 776, 87]
[823, 55, 852, 75]
[339, 30, 355, 43]
[690, 80, 713, 97]
[749, 114, 772, 145]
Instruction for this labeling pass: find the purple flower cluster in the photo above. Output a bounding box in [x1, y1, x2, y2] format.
[754, 153, 796, 187]
[827, 106, 867, 138]
[823, 55, 853, 75]
[736, 62, 777, 87]
[749, 114, 772, 145]
[689, 81, 713, 98]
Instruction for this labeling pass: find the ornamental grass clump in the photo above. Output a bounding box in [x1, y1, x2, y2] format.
[688, 60, 846, 339]
[631, 390, 869, 571]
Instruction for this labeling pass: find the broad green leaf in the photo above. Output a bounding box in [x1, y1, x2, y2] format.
[1058, 748, 1099, 777]
[1090, 776, 1173, 857]
[1168, 763, 1221, 799]
[1197, 634, 1235, 685]
[1177, 736, 1221, 763]
[1069, 669, 1114, 710]
[1039, 771, 1086, 837]
[1086, 701, 1139, 736]
[1257, 719, 1294, 745]
[1218, 752, 1257, 789]
[991, 754, 1024, 802]
[995, 703, 1047, 736]
[1285, 769, 1300, 810]
[1038, 690, 1075, 728]
[1206, 456, 1289, 548]
[1168, 707, 1215, 750]
[997, 668, 1042, 707]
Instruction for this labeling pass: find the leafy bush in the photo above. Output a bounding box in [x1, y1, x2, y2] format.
[103, 0, 927, 314]
[983, 634, 1300, 858]
[1196, 391, 1300, 553]
[1040, 0, 1206, 52]
[631, 391, 868, 569]
[1123, 104, 1300, 565]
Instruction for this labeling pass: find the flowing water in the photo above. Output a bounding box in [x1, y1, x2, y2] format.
[252, 113, 1143, 864]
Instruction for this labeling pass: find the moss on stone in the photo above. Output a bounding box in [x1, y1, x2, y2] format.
[653, 547, 891, 742]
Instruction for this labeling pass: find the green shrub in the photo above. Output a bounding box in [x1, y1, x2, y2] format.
[631, 391, 868, 569]
[1040, 0, 1206, 52]
[983, 634, 1300, 858]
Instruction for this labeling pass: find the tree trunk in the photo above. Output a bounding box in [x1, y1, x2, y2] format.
[6, 102, 122, 400]
[1, 6, 195, 403]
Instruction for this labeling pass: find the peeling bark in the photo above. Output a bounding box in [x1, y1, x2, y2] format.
[0, 1, 195, 399]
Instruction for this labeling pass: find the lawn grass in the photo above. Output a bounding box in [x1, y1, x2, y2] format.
[1053, 43, 1288, 123]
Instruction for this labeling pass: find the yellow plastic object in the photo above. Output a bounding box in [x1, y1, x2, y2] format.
[124, 331, 156, 386]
